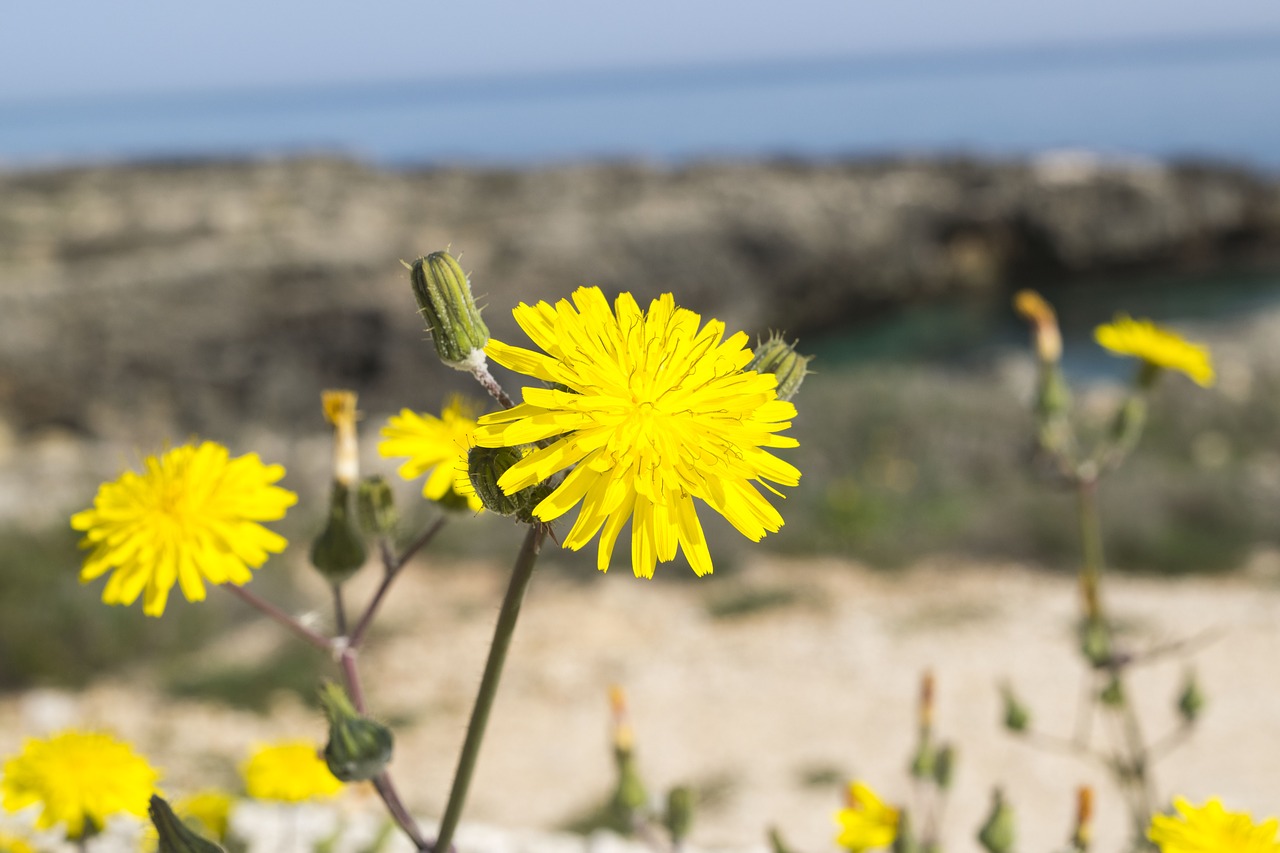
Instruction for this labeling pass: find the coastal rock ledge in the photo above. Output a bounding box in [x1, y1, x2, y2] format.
[1, 155, 1278, 440]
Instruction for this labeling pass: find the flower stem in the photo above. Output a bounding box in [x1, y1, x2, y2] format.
[221, 582, 331, 653]
[1076, 476, 1106, 623]
[350, 517, 448, 649]
[470, 360, 515, 409]
[434, 523, 546, 853]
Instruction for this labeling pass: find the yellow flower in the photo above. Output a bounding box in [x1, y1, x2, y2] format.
[71, 442, 297, 617]
[834, 782, 899, 852]
[1, 731, 159, 839]
[242, 742, 342, 803]
[176, 790, 235, 841]
[1149, 797, 1280, 853]
[1094, 314, 1214, 387]
[379, 396, 483, 512]
[473, 287, 800, 578]
[0, 831, 36, 853]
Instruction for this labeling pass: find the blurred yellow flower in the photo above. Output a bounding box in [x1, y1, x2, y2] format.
[473, 287, 800, 578]
[834, 782, 899, 852]
[71, 442, 297, 617]
[1, 731, 159, 839]
[0, 831, 36, 853]
[1094, 314, 1214, 387]
[176, 790, 235, 841]
[1149, 797, 1280, 853]
[379, 396, 483, 512]
[242, 742, 342, 803]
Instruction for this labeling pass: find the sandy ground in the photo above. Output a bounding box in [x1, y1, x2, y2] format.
[3, 554, 1279, 853]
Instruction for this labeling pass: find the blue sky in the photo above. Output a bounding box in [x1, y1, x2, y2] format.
[7, 0, 1280, 101]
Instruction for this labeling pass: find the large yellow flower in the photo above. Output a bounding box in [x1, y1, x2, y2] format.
[242, 742, 342, 803]
[1, 731, 159, 839]
[71, 442, 297, 617]
[379, 396, 483, 512]
[834, 782, 899, 852]
[1094, 314, 1214, 387]
[472, 287, 800, 578]
[1149, 797, 1280, 853]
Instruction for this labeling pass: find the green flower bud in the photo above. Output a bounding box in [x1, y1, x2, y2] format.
[408, 251, 490, 370]
[356, 475, 398, 536]
[1080, 618, 1112, 668]
[319, 681, 394, 782]
[977, 789, 1015, 853]
[148, 796, 225, 853]
[468, 446, 555, 524]
[1177, 669, 1206, 724]
[909, 738, 935, 780]
[310, 482, 367, 585]
[891, 810, 920, 853]
[664, 786, 694, 845]
[747, 334, 812, 402]
[933, 743, 956, 790]
[1001, 684, 1031, 733]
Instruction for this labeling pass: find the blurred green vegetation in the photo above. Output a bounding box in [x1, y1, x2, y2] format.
[781, 358, 1280, 575]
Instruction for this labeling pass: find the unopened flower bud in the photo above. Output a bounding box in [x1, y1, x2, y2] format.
[909, 739, 936, 781]
[933, 743, 956, 790]
[408, 251, 490, 370]
[1014, 290, 1062, 364]
[468, 445, 554, 523]
[1001, 684, 1031, 733]
[1071, 786, 1093, 851]
[356, 475, 398, 536]
[322, 390, 360, 487]
[748, 334, 812, 402]
[1080, 618, 1112, 668]
[310, 482, 367, 585]
[892, 810, 920, 853]
[148, 796, 225, 853]
[1177, 669, 1206, 724]
[977, 789, 1015, 853]
[319, 681, 394, 782]
[664, 786, 694, 845]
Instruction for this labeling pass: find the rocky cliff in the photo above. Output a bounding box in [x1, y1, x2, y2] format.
[2, 154, 1278, 445]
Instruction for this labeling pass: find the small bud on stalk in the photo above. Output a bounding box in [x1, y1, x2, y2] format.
[747, 334, 812, 402]
[933, 743, 956, 790]
[977, 788, 1016, 853]
[319, 681, 394, 782]
[1000, 684, 1031, 733]
[409, 251, 490, 371]
[312, 391, 368, 584]
[357, 475, 398, 536]
[1177, 669, 1206, 724]
[148, 796, 225, 853]
[664, 786, 694, 846]
[1071, 786, 1093, 852]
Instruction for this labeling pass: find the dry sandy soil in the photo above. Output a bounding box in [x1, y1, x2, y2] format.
[2, 554, 1279, 853]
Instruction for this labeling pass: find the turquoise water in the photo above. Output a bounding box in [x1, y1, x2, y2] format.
[2, 34, 1280, 169]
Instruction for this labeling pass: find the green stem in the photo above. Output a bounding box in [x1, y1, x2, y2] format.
[1077, 476, 1105, 619]
[434, 524, 545, 853]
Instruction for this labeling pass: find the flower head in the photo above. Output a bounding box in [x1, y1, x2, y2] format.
[1095, 314, 1214, 387]
[1, 731, 159, 839]
[379, 396, 483, 512]
[1149, 797, 1280, 853]
[241, 742, 342, 803]
[71, 442, 297, 617]
[473, 287, 800, 578]
[834, 782, 898, 852]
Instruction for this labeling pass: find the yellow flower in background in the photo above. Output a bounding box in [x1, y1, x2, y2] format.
[379, 396, 483, 512]
[1149, 797, 1280, 853]
[1, 731, 159, 839]
[176, 790, 235, 841]
[1094, 314, 1214, 387]
[71, 442, 297, 617]
[242, 742, 342, 803]
[473, 287, 800, 578]
[0, 831, 36, 853]
[834, 781, 899, 852]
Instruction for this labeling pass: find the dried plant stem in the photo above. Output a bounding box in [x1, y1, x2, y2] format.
[434, 523, 546, 853]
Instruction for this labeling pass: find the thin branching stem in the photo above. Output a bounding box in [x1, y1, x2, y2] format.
[350, 517, 448, 648]
[221, 583, 331, 653]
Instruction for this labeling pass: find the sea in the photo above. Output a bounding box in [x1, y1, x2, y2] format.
[2, 32, 1280, 171]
